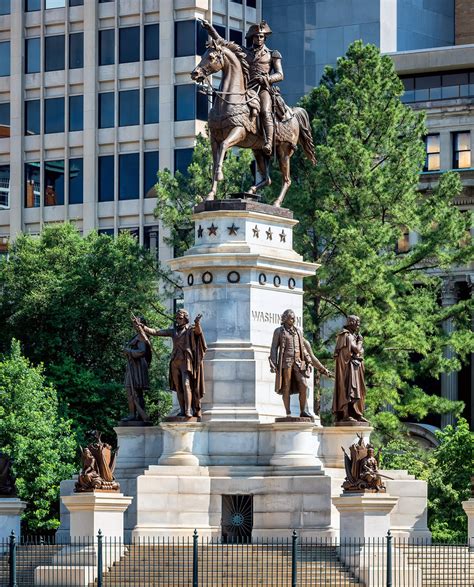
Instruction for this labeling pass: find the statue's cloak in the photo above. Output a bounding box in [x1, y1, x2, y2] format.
[332, 328, 365, 416]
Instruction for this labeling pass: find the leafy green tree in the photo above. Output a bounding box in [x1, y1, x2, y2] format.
[0, 224, 172, 444]
[0, 341, 76, 532]
[381, 419, 473, 541]
[154, 134, 254, 255]
[272, 41, 473, 433]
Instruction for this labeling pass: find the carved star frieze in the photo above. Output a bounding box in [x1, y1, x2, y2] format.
[252, 225, 260, 238]
[266, 227, 273, 240]
[279, 230, 286, 243]
[197, 225, 204, 238]
[208, 223, 218, 236]
[227, 223, 239, 236]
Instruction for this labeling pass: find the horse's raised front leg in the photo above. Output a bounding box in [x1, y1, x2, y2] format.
[273, 143, 294, 207]
[207, 126, 246, 200]
[206, 136, 220, 201]
[249, 150, 271, 194]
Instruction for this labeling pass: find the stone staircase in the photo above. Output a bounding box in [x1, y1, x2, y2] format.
[406, 544, 474, 587]
[0, 544, 63, 586]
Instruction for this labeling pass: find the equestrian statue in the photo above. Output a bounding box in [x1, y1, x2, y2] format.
[191, 20, 316, 207]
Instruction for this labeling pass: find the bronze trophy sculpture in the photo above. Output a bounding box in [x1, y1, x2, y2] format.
[136, 310, 207, 420]
[75, 431, 120, 492]
[333, 315, 369, 425]
[342, 435, 391, 493]
[0, 452, 15, 496]
[121, 316, 152, 424]
[191, 19, 316, 206]
[270, 309, 331, 419]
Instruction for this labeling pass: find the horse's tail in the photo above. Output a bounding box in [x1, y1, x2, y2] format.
[294, 107, 317, 165]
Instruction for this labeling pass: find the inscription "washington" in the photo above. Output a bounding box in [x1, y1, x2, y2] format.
[251, 310, 302, 327]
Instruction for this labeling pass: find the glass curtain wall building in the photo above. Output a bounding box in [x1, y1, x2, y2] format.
[0, 0, 260, 259]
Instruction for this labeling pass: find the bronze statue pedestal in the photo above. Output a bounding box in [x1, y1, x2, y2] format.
[164, 416, 200, 423]
[275, 416, 313, 423]
[335, 420, 370, 427]
[0, 498, 27, 548]
[118, 419, 153, 427]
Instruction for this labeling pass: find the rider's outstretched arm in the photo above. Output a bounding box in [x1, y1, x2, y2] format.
[200, 19, 224, 42]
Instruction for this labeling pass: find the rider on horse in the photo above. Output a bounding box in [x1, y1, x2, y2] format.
[200, 19, 283, 157]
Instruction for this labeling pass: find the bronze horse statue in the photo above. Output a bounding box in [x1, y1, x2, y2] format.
[191, 39, 316, 207]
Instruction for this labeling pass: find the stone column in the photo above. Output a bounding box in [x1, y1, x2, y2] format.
[462, 499, 474, 543]
[441, 278, 458, 428]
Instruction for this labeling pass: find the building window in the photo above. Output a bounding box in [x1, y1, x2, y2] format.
[424, 134, 440, 172]
[175, 84, 207, 122]
[99, 0, 113, 3]
[119, 26, 140, 64]
[0, 42, 10, 77]
[99, 92, 114, 128]
[175, 21, 207, 57]
[144, 226, 159, 259]
[25, 100, 40, 135]
[69, 0, 83, 6]
[25, 0, 41, 11]
[46, 0, 66, 7]
[0, 102, 10, 138]
[453, 131, 471, 169]
[442, 72, 469, 100]
[25, 38, 41, 74]
[99, 29, 114, 66]
[396, 228, 410, 254]
[69, 95, 83, 132]
[119, 153, 139, 200]
[144, 87, 159, 124]
[174, 148, 193, 175]
[24, 162, 40, 208]
[0, 165, 10, 209]
[69, 158, 83, 204]
[44, 97, 65, 134]
[229, 29, 243, 45]
[144, 24, 159, 61]
[119, 90, 139, 126]
[45, 35, 65, 72]
[0, 1, 10, 16]
[247, 0, 256, 7]
[98, 155, 114, 202]
[98, 228, 114, 236]
[144, 151, 159, 197]
[44, 160, 65, 206]
[69, 33, 83, 69]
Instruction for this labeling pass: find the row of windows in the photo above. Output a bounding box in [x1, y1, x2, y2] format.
[22, 152, 159, 208]
[25, 33, 84, 73]
[99, 25, 159, 66]
[424, 131, 472, 172]
[25, 96, 84, 134]
[25, 0, 111, 9]
[402, 70, 474, 103]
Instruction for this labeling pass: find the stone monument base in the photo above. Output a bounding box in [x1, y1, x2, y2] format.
[0, 497, 27, 550]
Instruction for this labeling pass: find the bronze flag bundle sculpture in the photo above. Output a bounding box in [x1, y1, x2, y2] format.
[191, 20, 316, 206]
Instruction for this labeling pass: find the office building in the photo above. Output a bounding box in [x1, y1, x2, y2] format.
[0, 0, 260, 260]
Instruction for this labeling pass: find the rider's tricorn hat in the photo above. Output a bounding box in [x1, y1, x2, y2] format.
[245, 20, 272, 40]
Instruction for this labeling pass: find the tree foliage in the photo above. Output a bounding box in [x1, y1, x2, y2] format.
[273, 41, 473, 433]
[0, 224, 172, 444]
[381, 419, 473, 541]
[0, 341, 76, 532]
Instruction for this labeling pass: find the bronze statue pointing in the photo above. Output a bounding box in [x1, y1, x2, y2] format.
[270, 309, 331, 419]
[136, 310, 207, 419]
[333, 315, 368, 425]
[191, 20, 316, 206]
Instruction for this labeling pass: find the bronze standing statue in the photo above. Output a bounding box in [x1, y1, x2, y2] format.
[137, 311, 207, 419]
[122, 316, 152, 424]
[333, 315, 368, 424]
[270, 309, 331, 419]
[191, 20, 316, 206]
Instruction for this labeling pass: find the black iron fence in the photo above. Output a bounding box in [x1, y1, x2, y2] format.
[1, 531, 473, 586]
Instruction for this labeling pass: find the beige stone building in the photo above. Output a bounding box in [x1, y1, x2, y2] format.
[0, 0, 260, 260]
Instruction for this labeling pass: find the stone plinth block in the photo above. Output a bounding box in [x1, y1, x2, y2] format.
[158, 422, 209, 466]
[267, 422, 321, 467]
[114, 425, 163, 470]
[462, 499, 474, 542]
[0, 498, 26, 549]
[332, 493, 398, 540]
[35, 565, 96, 586]
[62, 492, 133, 540]
[318, 425, 372, 468]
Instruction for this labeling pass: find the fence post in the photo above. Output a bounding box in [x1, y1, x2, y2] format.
[97, 530, 103, 587]
[193, 529, 199, 587]
[386, 530, 392, 587]
[9, 531, 17, 587]
[291, 530, 298, 587]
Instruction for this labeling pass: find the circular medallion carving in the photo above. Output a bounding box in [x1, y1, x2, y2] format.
[227, 271, 240, 284]
[259, 273, 267, 285]
[288, 277, 296, 290]
[273, 275, 281, 287]
[187, 274, 194, 286]
[202, 271, 213, 284]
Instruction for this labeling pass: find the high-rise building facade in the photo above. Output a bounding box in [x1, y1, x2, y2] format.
[0, 0, 260, 259]
[263, 0, 455, 106]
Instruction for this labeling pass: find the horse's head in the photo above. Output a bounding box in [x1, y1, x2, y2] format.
[191, 39, 225, 83]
